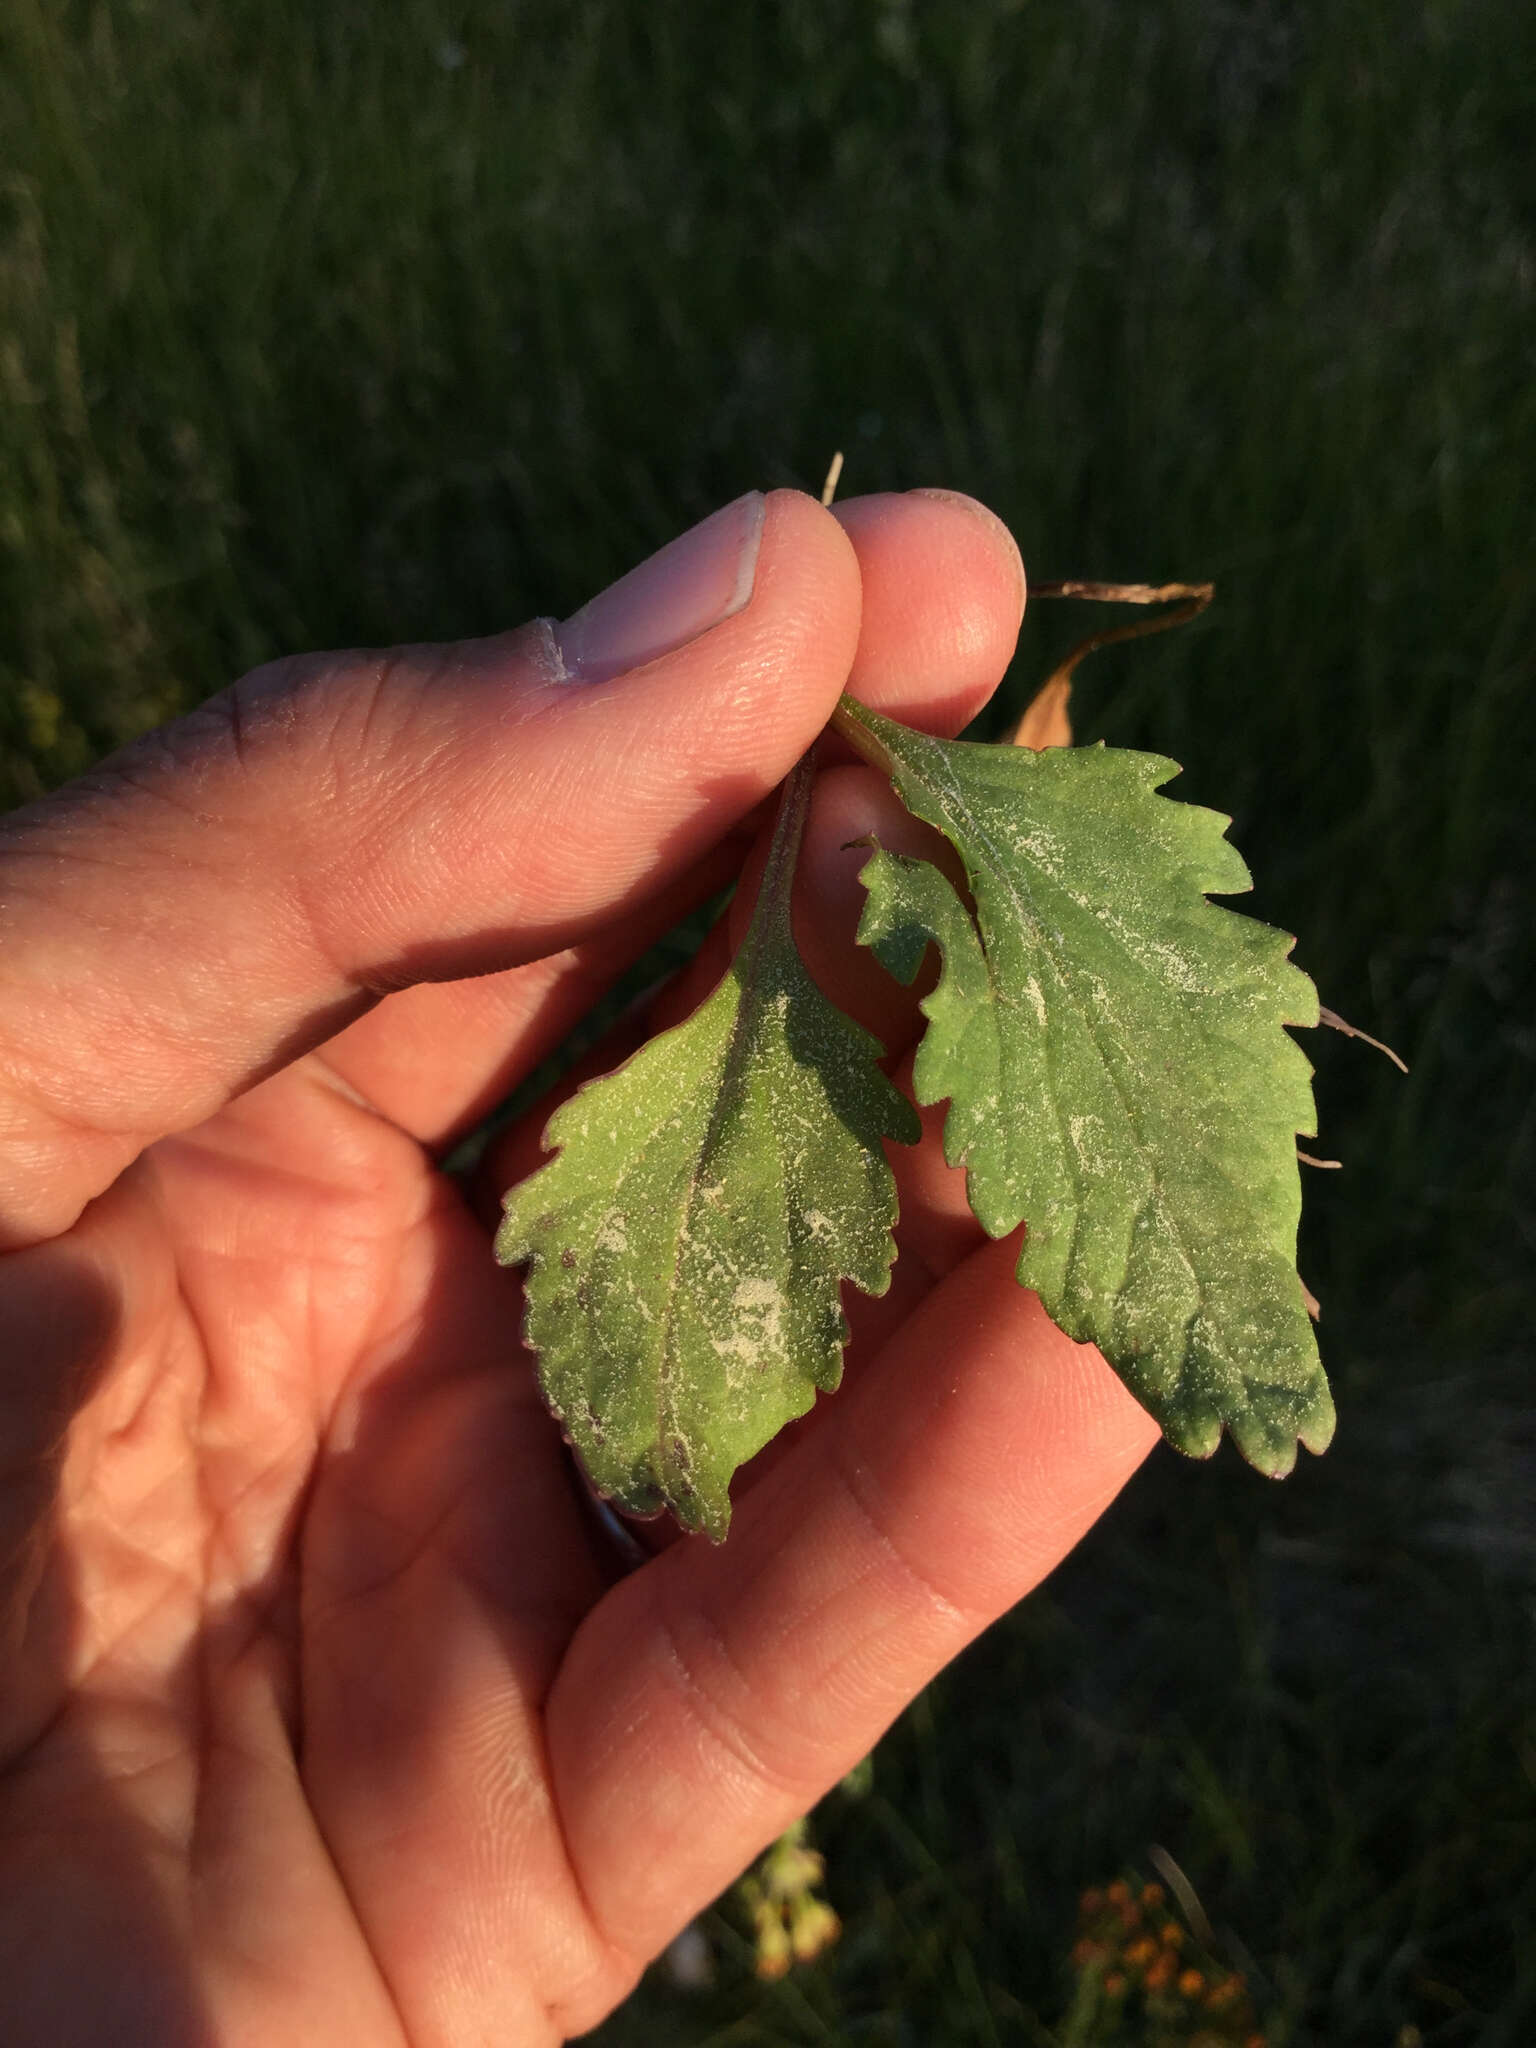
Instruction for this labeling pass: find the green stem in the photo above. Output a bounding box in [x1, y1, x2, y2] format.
[828, 693, 896, 778]
[743, 746, 817, 950]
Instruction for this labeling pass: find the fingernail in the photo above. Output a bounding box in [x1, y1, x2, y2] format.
[549, 491, 766, 685]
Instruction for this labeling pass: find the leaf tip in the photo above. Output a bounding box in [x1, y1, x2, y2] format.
[1297, 1386, 1338, 1459]
[1160, 1406, 1226, 1464]
[1227, 1373, 1337, 1477]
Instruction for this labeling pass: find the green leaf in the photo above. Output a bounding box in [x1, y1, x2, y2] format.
[839, 696, 1333, 1475]
[495, 756, 920, 1539]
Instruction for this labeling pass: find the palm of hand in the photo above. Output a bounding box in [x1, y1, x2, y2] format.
[3, 1054, 647, 2044]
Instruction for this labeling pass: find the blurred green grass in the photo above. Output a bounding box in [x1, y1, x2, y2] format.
[3, 1, 1532, 2039]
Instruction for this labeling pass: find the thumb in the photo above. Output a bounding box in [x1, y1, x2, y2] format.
[0, 489, 861, 1248]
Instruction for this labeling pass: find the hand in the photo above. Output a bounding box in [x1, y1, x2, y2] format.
[0, 488, 1158, 2044]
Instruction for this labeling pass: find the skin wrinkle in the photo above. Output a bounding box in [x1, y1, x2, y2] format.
[38, 1276, 304, 1752]
[221, 664, 251, 772]
[647, 1589, 806, 1802]
[293, 753, 579, 1000]
[222, 658, 351, 821]
[161, 1075, 415, 1202]
[21, 1699, 185, 1807]
[324, 1292, 491, 1460]
[14, 1736, 198, 1909]
[341, 736, 484, 893]
[494, 1704, 643, 2039]
[65, 1558, 203, 1707]
[350, 648, 413, 768]
[643, 1576, 811, 1809]
[184, 1685, 308, 1898]
[279, 1811, 417, 2048]
[215, 1584, 305, 1760]
[825, 1434, 974, 1632]
[303, 1488, 589, 1705]
[89, 1347, 198, 1489]
[0, 1008, 171, 1149]
[299, 1528, 634, 2047]
[68, 1515, 197, 1661]
[192, 1427, 314, 1634]
[214, 669, 436, 1010]
[38, 1726, 191, 1811]
[0, 936, 341, 1260]
[163, 1178, 417, 1328]
[508, 730, 674, 882]
[185, 1583, 222, 1888]
[58, 749, 224, 835]
[300, 1480, 472, 1632]
[300, 1045, 395, 1135]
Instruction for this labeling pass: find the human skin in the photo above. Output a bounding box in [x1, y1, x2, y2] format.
[0, 488, 1159, 2045]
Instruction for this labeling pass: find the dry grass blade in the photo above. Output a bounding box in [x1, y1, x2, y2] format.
[1010, 673, 1074, 750]
[1030, 579, 1215, 689]
[1318, 1004, 1410, 1073]
[1147, 1844, 1216, 1947]
[1006, 580, 1214, 746]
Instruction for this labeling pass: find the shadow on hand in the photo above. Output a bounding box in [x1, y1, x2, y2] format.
[0, 1236, 221, 2046]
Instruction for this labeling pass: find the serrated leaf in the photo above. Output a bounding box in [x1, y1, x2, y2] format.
[840, 696, 1333, 1475]
[496, 757, 920, 1539]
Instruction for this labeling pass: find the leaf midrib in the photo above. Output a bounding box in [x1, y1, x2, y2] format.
[646, 760, 814, 1509]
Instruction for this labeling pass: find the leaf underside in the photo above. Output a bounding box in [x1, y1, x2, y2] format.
[496, 760, 919, 1539]
[842, 697, 1334, 1476]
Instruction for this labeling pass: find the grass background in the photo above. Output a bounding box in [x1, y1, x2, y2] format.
[3, 0, 1532, 2039]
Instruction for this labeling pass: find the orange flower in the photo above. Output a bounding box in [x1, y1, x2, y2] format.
[1143, 1951, 1177, 1992]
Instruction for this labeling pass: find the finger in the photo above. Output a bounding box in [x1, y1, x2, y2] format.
[320, 486, 1027, 1151]
[887, 1075, 989, 1275]
[547, 1235, 1160, 1963]
[313, 823, 753, 1163]
[787, 762, 960, 1050]
[474, 487, 1025, 1196]
[831, 488, 1026, 732]
[0, 490, 861, 1249]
